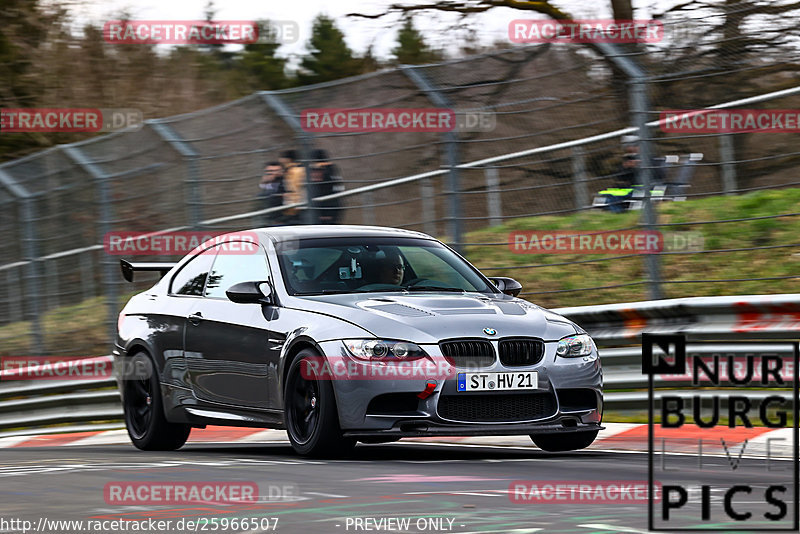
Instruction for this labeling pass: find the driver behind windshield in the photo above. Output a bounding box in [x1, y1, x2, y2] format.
[276, 238, 496, 295]
[371, 250, 405, 285]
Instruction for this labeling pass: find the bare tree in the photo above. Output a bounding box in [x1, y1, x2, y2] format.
[349, 1, 636, 112]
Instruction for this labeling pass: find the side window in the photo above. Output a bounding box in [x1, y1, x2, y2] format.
[204, 244, 269, 299]
[170, 247, 217, 296]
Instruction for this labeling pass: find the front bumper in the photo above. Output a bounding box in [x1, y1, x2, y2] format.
[343, 422, 603, 439]
[317, 339, 603, 436]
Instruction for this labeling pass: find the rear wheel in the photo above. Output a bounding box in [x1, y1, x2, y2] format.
[123, 352, 191, 451]
[284, 349, 355, 457]
[531, 430, 598, 452]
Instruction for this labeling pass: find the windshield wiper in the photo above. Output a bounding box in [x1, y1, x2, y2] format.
[404, 286, 465, 292]
[312, 287, 465, 295]
[317, 288, 405, 294]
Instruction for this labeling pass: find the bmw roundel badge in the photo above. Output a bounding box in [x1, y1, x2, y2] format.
[483, 327, 497, 336]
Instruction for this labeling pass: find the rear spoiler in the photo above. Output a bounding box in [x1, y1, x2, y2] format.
[120, 259, 176, 282]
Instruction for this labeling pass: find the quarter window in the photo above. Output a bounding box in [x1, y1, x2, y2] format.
[204, 244, 269, 299]
[170, 247, 217, 296]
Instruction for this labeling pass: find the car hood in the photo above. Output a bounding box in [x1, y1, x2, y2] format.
[290, 292, 579, 343]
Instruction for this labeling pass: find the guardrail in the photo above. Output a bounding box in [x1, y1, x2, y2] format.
[0, 356, 120, 437]
[1, 294, 797, 437]
[556, 293, 800, 345]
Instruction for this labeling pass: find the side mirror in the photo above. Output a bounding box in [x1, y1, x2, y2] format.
[489, 277, 522, 297]
[226, 281, 272, 304]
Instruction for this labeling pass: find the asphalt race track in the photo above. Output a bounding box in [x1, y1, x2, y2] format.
[1, 439, 795, 534]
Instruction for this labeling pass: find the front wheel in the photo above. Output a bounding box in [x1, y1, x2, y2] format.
[531, 430, 598, 452]
[284, 349, 355, 457]
[123, 352, 191, 451]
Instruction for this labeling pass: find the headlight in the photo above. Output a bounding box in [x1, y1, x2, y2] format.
[343, 339, 427, 361]
[555, 334, 595, 358]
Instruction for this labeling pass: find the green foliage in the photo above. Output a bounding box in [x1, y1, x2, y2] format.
[464, 189, 800, 309]
[391, 17, 441, 65]
[297, 15, 361, 85]
[0, 0, 64, 158]
[238, 21, 289, 91]
[0, 4, 296, 160]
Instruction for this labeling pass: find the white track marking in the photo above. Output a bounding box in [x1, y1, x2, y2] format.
[459, 529, 543, 533]
[579, 523, 650, 533]
[305, 491, 349, 498]
[596, 422, 640, 441]
[0, 435, 36, 448]
[64, 430, 131, 446]
[233, 429, 288, 443]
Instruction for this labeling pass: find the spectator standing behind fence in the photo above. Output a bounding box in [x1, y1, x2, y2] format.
[308, 149, 345, 224]
[258, 161, 286, 226]
[605, 135, 666, 213]
[280, 149, 306, 225]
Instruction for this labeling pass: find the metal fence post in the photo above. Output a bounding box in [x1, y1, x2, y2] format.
[260, 92, 318, 225]
[45, 260, 58, 310]
[6, 268, 22, 321]
[298, 139, 316, 225]
[20, 199, 45, 352]
[421, 178, 436, 235]
[149, 122, 204, 229]
[571, 147, 589, 210]
[62, 146, 118, 343]
[630, 82, 663, 300]
[402, 66, 463, 250]
[80, 251, 95, 298]
[485, 166, 502, 227]
[720, 134, 737, 194]
[595, 43, 663, 300]
[361, 191, 376, 225]
[0, 169, 44, 353]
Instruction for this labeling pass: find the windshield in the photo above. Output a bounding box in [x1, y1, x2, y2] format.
[275, 237, 497, 296]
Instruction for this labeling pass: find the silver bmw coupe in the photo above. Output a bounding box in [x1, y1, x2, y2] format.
[115, 225, 602, 456]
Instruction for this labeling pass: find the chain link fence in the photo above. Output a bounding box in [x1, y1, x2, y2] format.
[2, 8, 800, 356]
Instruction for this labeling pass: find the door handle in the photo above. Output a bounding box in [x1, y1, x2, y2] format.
[188, 312, 203, 326]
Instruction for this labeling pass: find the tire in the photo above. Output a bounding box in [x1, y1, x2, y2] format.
[531, 430, 598, 452]
[284, 349, 355, 457]
[123, 352, 191, 451]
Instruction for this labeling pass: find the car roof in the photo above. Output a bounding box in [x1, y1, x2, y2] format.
[253, 225, 435, 243]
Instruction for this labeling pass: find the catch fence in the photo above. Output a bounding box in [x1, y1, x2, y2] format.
[1, 14, 800, 355]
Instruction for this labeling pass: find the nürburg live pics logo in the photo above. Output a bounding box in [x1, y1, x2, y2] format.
[644, 334, 799, 531]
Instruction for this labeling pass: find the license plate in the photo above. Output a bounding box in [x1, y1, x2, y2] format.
[457, 371, 538, 392]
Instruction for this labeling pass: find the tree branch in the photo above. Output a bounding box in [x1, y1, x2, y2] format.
[348, 0, 572, 21]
